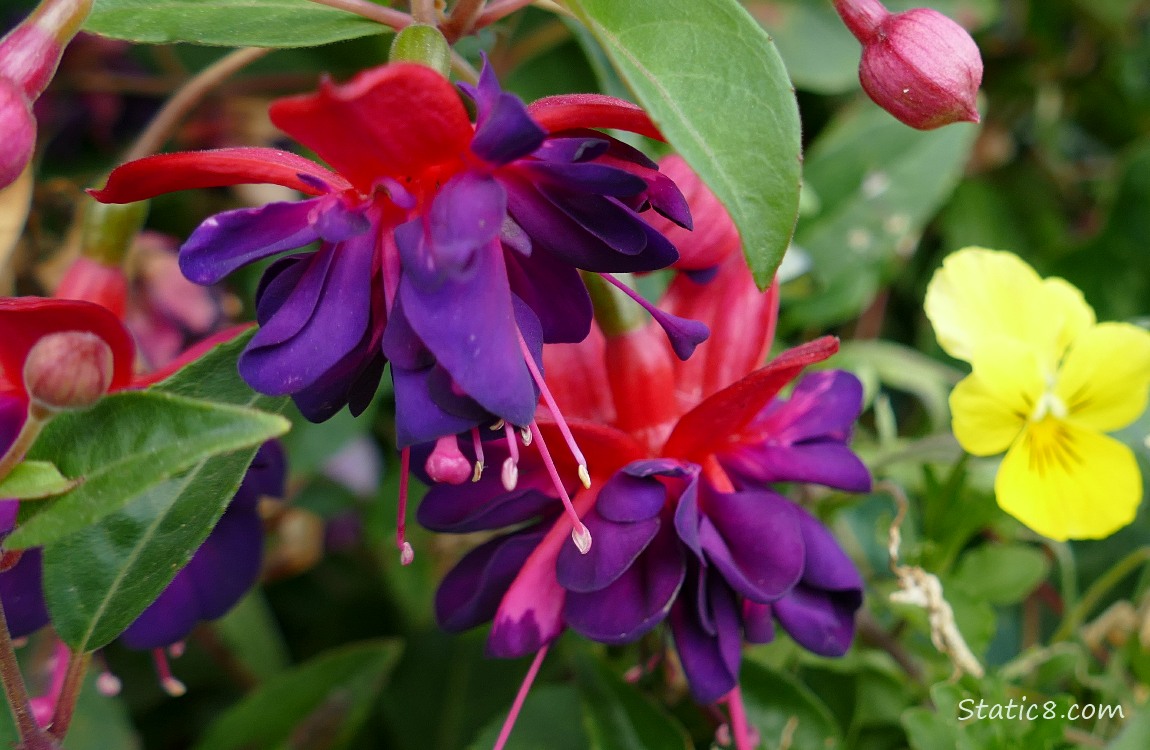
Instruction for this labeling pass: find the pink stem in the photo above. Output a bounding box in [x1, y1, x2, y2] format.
[397, 447, 414, 565]
[727, 686, 753, 750]
[493, 645, 550, 750]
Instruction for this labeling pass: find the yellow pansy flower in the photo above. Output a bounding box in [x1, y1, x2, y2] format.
[925, 247, 1150, 541]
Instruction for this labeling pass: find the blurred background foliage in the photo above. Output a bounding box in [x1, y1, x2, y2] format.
[5, 0, 1150, 748]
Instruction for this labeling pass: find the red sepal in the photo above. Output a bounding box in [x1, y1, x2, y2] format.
[0, 297, 135, 396]
[528, 94, 663, 141]
[662, 337, 839, 461]
[89, 148, 349, 204]
[132, 324, 253, 388]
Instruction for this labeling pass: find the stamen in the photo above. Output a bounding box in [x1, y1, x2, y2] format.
[168, 641, 186, 659]
[493, 645, 550, 750]
[520, 426, 532, 446]
[425, 435, 472, 485]
[96, 671, 122, 697]
[152, 649, 187, 697]
[598, 272, 709, 360]
[515, 328, 589, 486]
[529, 421, 591, 554]
[397, 447, 415, 566]
[502, 423, 520, 491]
[491, 418, 505, 431]
[471, 427, 485, 482]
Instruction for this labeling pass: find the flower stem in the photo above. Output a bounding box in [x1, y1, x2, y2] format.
[121, 47, 270, 163]
[1053, 546, 1150, 642]
[46, 650, 90, 740]
[410, 0, 438, 25]
[306, 0, 413, 30]
[493, 645, 549, 750]
[0, 408, 48, 487]
[474, 0, 536, 29]
[441, 0, 485, 41]
[0, 597, 47, 746]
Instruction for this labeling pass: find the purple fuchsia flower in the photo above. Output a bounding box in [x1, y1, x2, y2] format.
[90, 60, 700, 448]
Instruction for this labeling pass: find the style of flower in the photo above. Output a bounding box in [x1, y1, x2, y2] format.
[419, 242, 870, 705]
[90, 60, 701, 447]
[925, 247, 1150, 541]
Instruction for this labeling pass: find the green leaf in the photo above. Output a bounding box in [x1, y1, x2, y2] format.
[950, 544, 1050, 606]
[7, 391, 289, 549]
[786, 104, 979, 328]
[86, 0, 388, 47]
[562, 0, 802, 287]
[0, 460, 78, 500]
[571, 653, 692, 750]
[468, 685, 590, 750]
[740, 661, 844, 750]
[193, 640, 401, 750]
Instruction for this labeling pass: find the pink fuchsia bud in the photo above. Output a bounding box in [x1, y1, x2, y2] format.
[647, 155, 740, 271]
[22, 330, 114, 412]
[0, 0, 93, 102]
[834, 0, 982, 130]
[55, 257, 130, 319]
[0, 78, 36, 190]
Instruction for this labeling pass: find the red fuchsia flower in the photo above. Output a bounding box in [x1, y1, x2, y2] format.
[90, 60, 701, 446]
[0, 0, 93, 188]
[833, 0, 982, 130]
[419, 254, 870, 715]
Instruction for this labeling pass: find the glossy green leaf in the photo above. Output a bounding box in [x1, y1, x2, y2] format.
[0, 460, 77, 500]
[562, 0, 802, 287]
[38, 335, 288, 650]
[193, 640, 401, 750]
[785, 104, 979, 328]
[86, 0, 388, 47]
[572, 654, 692, 750]
[7, 391, 288, 549]
[740, 661, 843, 750]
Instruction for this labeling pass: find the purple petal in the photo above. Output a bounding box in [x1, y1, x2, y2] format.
[391, 365, 482, 448]
[0, 499, 18, 535]
[463, 62, 546, 165]
[563, 523, 685, 644]
[524, 161, 648, 197]
[596, 471, 670, 523]
[774, 584, 861, 656]
[291, 337, 385, 423]
[504, 245, 592, 344]
[540, 186, 649, 256]
[555, 509, 659, 593]
[669, 570, 742, 704]
[765, 370, 864, 443]
[532, 136, 610, 164]
[698, 490, 804, 603]
[742, 600, 775, 644]
[0, 548, 49, 639]
[399, 238, 537, 427]
[721, 442, 872, 494]
[240, 229, 374, 397]
[179, 199, 323, 285]
[311, 196, 371, 242]
[418, 472, 556, 532]
[381, 294, 434, 371]
[435, 527, 547, 632]
[796, 508, 864, 593]
[673, 476, 705, 562]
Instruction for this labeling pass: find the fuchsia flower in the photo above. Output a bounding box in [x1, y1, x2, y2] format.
[91, 61, 701, 443]
[418, 218, 870, 706]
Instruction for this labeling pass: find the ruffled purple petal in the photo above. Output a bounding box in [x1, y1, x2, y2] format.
[435, 526, 547, 632]
[0, 393, 24, 455]
[239, 229, 374, 397]
[796, 507, 863, 593]
[721, 441, 872, 494]
[774, 584, 860, 657]
[669, 569, 742, 704]
[391, 365, 482, 447]
[742, 600, 775, 644]
[0, 548, 49, 639]
[504, 244, 592, 344]
[418, 471, 556, 532]
[555, 509, 659, 593]
[532, 136, 609, 163]
[595, 470, 672, 523]
[179, 199, 324, 285]
[562, 522, 685, 644]
[697, 489, 804, 603]
[524, 161, 648, 197]
[762, 370, 864, 443]
[462, 62, 546, 165]
[291, 338, 385, 423]
[399, 238, 536, 427]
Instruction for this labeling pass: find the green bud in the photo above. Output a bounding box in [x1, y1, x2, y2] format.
[389, 24, 451, 78]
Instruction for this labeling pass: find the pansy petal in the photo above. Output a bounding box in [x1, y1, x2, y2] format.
[180, 199, 324, 285]
[698, 490, 804, 603]
[997, 420, 1141, 541]
[950, 338, 1045, 456]
[269, 64, 473, 192]
[924, 247, 1094, 364]
[663, 337, 838, 462]
[89, 147, 348, 204]
[563, 524, 685, 643]
[1056, 322, 1150, 432]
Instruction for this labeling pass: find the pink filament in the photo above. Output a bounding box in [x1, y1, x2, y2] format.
[528, 421, 589, 549]
[726, 686, 753, 750]
[493, 645, 550, 750]
[152, 648, 186, 697]
[397, 447, 414, 565]
[504, 422, 520, 465]
[470, 426, 485, 481]
[515, 328, 588, 473]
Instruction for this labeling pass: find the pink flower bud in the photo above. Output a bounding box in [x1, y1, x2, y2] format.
[22, 330, 114, 412]
[0, 0, 93, 101]
[834, 0, 982, 130]
[0, 78, 35, 190]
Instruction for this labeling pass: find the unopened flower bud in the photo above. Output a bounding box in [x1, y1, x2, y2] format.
[22, 330, 114, 412]
[0, 0, 93, 102]
[389, 24, 451, 78]
[0, 79, 35, 190]
[834, 0, 982, 130]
